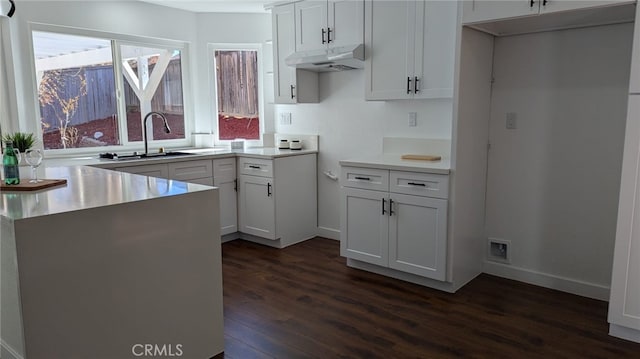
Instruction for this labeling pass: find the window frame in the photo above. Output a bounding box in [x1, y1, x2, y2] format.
[208, 43, 264, 148]
[28, 23, 193, 156]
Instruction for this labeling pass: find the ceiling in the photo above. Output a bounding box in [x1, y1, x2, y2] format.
[138, 0, 272, 13]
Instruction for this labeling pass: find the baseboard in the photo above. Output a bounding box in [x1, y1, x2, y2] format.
[1, 339, 23, 359]
[483, 261, 610, 301]
[317, 226, 339, 240]
[610, 323, 640, 343]
[347, 258, 457, 293]
[221, 232, 240, 243]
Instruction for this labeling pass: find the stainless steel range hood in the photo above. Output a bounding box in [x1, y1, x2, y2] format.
[284, 44, 364, 72]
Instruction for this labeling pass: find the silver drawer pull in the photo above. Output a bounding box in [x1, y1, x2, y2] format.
[408, 182, 426, 187]
[355, 176, 371, 181]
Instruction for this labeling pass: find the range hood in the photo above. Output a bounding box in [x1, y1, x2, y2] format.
[285, 44, 364, 72]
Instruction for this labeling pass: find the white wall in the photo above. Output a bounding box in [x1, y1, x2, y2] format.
[274, 70, 454, 237]
[484, 23, 633, 299]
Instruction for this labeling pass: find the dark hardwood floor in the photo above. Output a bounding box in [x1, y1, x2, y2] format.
[215, 237, 640, 358]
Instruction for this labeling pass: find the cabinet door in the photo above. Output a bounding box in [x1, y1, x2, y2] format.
[238, 175, 276, 240]
[329, 0, 364, 48]
[365, 0, 415, 100]
[295, 0, 328, 52]
[215, 177, 238, 236]
[273, 4, 297, 104]
[214, 158, 238, 236]
[609, 95, 640, 331]
[340, 187, 388, 266]
[462, 0, 538, 24]
[388, 194, 447, 281]
[413, 0, 456, 99]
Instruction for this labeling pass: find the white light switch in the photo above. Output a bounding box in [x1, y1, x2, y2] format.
[408, 112, 417, 127]
[279, 112, 292, 125]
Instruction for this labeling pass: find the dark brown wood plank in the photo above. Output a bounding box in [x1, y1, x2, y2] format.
[216, 238, 640, 358]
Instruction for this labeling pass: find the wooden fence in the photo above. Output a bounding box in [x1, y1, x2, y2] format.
[215, 50, 259, 118]
[40, 59, 184, 130]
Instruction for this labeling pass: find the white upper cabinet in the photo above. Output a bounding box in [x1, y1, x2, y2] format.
[295, 0, 364, 52]
[272, 3, 319, 104]
[329, 0, 365, 48]
[365, 0, 457, 100]
[463, 0, 633, 25]
[295, 1, 328, 52]
[273, 4, 297, 103]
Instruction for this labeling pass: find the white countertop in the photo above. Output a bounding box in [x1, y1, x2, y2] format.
[340, 154, 451, 174]
[0, 166, 214, 220]
[44, 147, 318, 169]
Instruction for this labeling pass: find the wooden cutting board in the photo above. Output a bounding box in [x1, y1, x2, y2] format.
[0, 179, 67, 192]
[401, 154, 442, 161]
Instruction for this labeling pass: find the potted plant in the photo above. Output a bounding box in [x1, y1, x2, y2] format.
[2, 132, 36, 153]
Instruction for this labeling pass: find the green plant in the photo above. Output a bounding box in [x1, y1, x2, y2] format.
[2, 132, 37, 153]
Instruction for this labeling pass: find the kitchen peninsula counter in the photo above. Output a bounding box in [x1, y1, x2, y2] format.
[0, 166, 223, 359]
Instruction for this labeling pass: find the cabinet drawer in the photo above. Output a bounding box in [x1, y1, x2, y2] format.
[115, 164, 168, 178]
[340, 166, 389, 191]
[390, 171, 448, 199]
[239, 157, 273, 178]
[213, 157, 236, 182]
[168, 160, 213, 181]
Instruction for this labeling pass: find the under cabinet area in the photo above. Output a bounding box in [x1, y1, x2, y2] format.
[364, 0, 457, 100]
[237, 154, 317, 248]
[340, 166, 449, 281]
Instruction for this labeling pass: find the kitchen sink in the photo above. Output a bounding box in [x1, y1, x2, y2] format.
[100, 151, 196, 161]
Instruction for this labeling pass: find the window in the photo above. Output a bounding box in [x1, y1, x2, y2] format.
[33, 32, 118, 149]
[121, 44, 185, 142]
[32, 29, 188, 151]
[212, 46, 262, 142]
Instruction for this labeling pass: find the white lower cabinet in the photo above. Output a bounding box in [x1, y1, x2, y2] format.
[237, 154, 317, 247]
[213, 158, 238, 236]
[388, 193, 447, 279]
[340, 166, 448, 281]
[341, 187, 389, 266]
[238, 174, 276, 239]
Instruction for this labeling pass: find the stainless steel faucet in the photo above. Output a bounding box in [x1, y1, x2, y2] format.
[143, 111, 171, 156]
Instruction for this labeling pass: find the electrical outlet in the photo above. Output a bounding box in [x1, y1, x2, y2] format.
[408, 112, 417, 127]
[506, 112, 517, 130]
